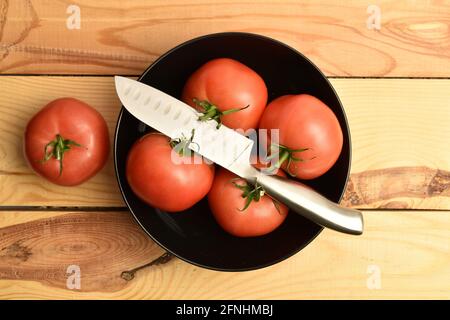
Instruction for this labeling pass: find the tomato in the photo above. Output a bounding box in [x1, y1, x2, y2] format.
[24, 98, 110, 186]
[126, 133, 215, 212]
[182, 58, 268, 131]
[259, 94, 343, 180]
[208, 167, 288, 237]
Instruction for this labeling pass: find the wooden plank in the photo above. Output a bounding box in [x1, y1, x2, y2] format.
[0, 212, 166, 294]
[1, 76, 449, 209]
[0, 210, 448, 299]
[1, 0, 450, 76]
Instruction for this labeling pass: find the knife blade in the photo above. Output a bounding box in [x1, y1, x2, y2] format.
[115, 76, 364, 235]
[114, 76, 257, 180]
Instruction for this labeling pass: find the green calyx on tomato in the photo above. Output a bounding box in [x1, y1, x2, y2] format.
[231, 179, 281, 213]
[267, 143, 311, 177]
[40, 134, 82, 176]
[231, 179, 265, 211]
[193, 98, 249, 129]
[169, 129, 199, 157]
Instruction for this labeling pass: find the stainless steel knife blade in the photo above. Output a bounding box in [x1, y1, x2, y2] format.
[114, 76, 257, 179]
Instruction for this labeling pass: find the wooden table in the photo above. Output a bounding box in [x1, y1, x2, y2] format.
[0, 1, 449, 299]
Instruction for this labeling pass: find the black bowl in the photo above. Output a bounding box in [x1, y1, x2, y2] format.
[114, 32, 351, 271]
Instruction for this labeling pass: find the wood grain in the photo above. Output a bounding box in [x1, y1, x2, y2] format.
[0, 76, 449, 209]
[1, 0, 450, 76]
[341, 167, 450, 209]
[0, 212, 166, 293]
[0, 210, 448, 299]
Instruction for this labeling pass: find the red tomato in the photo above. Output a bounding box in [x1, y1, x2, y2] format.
[126, 133, 215, 212]
[182, 58, 268, 131]
[208, 167, 288, 237]
[259, 94, 343, 180]
[24, 98, 110, 186]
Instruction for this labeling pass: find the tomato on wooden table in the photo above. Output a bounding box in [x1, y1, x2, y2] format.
[182, 58, 268, 130]
[208, 166, 288, 237]
[126, 133, 215, 212]
[259, 94, 343, 180]
[24, 98, 110, 186]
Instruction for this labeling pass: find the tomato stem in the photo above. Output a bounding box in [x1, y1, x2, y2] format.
[266, 143, 310, 177]
[193, 98, 249, 129]
[231, 179, 265, 211]
[40, 134, 82, 176]
[230, 178, 282, 213]
[169, 129, 198, 157]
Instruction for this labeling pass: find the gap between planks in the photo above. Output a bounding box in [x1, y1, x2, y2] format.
[3, 74, 450, 80]
[0, 206, 128, 212]
[1, 207, 450, 212]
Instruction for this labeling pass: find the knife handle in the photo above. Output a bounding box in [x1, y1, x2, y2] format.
[255, 174, 364, 235]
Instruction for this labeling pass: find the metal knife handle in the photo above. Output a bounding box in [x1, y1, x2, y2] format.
[255, 174, 364, 235]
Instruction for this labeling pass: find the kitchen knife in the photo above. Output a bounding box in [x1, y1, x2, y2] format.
[115, 76, 364, 235]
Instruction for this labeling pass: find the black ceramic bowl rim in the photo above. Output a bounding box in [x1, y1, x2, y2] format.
[114, 32, 352, 272]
